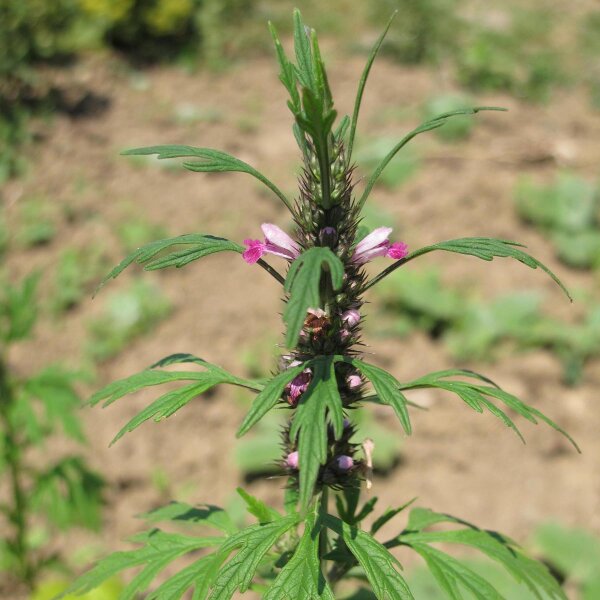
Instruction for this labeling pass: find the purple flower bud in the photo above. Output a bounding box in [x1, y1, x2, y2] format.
[336, 455, 354, 471]
[341, 309, 360, 327]
[286, 451, 299, 469]
[319, 226, 338, 247]
[343, 417, 351, 428]
[347, 374, 362, 389]
[285, 369, 311, 406]
[339, 329, 351, 342]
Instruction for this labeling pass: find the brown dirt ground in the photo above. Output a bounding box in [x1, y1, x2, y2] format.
[2, 38, 600, 597]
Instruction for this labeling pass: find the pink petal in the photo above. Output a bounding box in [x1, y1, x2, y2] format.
[354, 227, 392, 255]
[261, 223, 300, 256]
[286, 451, 299, 469]
[387, 242, 408, 260]
[242, 240, 265, 264]
[341, 309, 360, 327]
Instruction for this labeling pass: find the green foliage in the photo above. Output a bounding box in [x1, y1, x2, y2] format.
[87, 279, 172, 360]
[534, 523, 600, 599]
[364, 237, 571, 300]
[122, 146, 292, 211]
[0, 272, 39, 342]
[391, 507, 566, 599]
[357, 109, 506, 209]
[0, 275, 104, 589]
[289, 356, 344, 510]
[515, 174, 600, 270]
[284, 248, 344, 347]
[64, 498, 299, 600]
[69, 11, 580, 600]
[98, 233, 243, 290]
[90, 352, 260, 443]
[423, 94, 475, 141]
[398, 370, 579, 450]
[455, 8, 565, 102]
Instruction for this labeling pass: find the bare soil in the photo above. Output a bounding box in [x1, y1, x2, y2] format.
[2, 42, 599, 596]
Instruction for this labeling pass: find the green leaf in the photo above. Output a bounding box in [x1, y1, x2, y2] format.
[409, 544, 503, 600]
[141, 502, 236, 535]
[284, 248, 344, 347]
[269, 21, 300, 113]
[89, 358, 260, 444]
[347, 12, 397, 161]
[146, 557, 217, 600]
[393, 508, 567, 600]
[365, 238, 571, 301]
[358, 108, 506, 209]
[371, 498, 418, 536]
[293, 9, 316, 92]
[289, 356, 344, 510]
[0, 272, 39, 342]
[236, 487, 281, 523]
[32, 456, 104, 531]
[24, 367, 85, 442]
[97, 234, 243, 291]
[207, 515, 299, 599]
[398, 370, 579, 451]
[63, 530, 223, 600]
[264, 510, 334, 599]
[122, 146, 292, 211]
[324, 514, 414, 600]
[350, 359, 412, 435]
[237, 364, 306, 437]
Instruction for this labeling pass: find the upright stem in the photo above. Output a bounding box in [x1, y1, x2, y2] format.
[0, 355, 34, 588]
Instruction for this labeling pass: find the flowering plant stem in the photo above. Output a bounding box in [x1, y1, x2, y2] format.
[67, 10, 578, 600]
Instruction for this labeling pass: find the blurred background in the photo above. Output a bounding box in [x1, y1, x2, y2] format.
[1, 0, 599, 598]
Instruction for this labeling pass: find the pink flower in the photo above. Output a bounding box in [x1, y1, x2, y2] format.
[242, 224, 301, 264]
[341, 309, 360, 328]
[351, 227, 408, 264]
[336, 455, 354, 471]
[387, 242, 409, 260]
[347, 374, 362, 389]
[286, 451, 299, 469]
[285, 369, 312, 406]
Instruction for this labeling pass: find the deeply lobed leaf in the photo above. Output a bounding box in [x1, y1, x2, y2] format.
[284, 247, 344, 348]
[97, 234, 243, 292]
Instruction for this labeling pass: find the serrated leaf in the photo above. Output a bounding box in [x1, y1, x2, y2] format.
[293, 9, 316, 92]
[410, 544, 503, 600]
[97, 234, 243, 291]
[365, 238, 571, 301]
[264, 510, 333, 599]
[237, 364, 305, 437]
[393, 508, 567, 600]
[63, 530, 223, 599]
[145, 556, 216, 600]
[324, 514, 414, 600]
[398, 370, 579, 451]
[284, 248, 344, 347]
[141, 502, 236, 535]
[207, 515, 299, 599]
[236, 487, 281, 523]
[122, 146, 292, 211]
[350, 359, 412, 435]
[89, 358, 260, 444]
[358, 108, 506, 209]
[269, 21, 300, 113]
[289, 356, 344, 510]
[371, 499, 418, 536]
